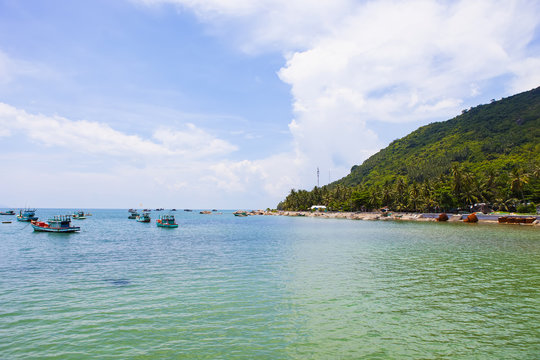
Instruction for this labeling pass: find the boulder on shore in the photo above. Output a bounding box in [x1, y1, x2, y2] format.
[463, 213, 478, 223]
[437, 213, 449, 222]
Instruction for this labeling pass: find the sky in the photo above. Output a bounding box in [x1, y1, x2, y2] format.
[0, 0, 539, 209]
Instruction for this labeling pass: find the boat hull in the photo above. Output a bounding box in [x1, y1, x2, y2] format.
[17, 216, 38, 222]
[32, 224, 80, 233]
[157, 224, 178, 228]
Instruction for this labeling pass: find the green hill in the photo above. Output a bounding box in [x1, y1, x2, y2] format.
[278, 86, 540, 212]
[339, 86, 539, 187]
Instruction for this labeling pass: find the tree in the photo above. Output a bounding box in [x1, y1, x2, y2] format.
[510, 168, 529, 200]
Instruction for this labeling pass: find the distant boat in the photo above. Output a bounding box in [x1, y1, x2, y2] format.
[200, 211, 212, 214]
[184, 209, 193, 212]
[136, 212, 151, 223]
[156, 214, 178, 228]
[17, 209, 38, 222]
[0, 210, 15, 215]
[212, 209, 217, 212]
[31, 215, 80, 233]
[128, 211, 139, 219]
[171, 209, 177, 211]
[73, 211, 87, 220]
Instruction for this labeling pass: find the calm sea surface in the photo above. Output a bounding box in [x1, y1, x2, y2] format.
[0, 209, 539, 359]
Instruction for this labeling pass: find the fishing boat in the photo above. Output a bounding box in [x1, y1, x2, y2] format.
[17, 209, 38, 222]
[31, 215, 80, 233]
[72, 211, 87, 220]
[0, 210, 15, 215]
[128, 211, 139, 219]
[156, 214, 178, 228]
[136, 212, 151, 223]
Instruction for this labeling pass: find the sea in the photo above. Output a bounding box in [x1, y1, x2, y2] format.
[0, 209, 539, 359]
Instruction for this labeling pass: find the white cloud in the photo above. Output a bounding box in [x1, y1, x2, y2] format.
[4, 0, 540, 208]
[0, 102, 236, 158]
[153, 123, 237, 157]
[141, 0, 540, 195]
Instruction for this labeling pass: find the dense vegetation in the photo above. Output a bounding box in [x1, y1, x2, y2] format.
[278, 87, 540, 213]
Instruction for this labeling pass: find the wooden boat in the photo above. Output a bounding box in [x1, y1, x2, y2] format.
[136, 212, 151, 223]
[17, 209, 38, 222]
[184, 209, 193, 212]
[0, 210, 15, 215]
[128, 211, 139, 219]
[200, 210, 212, 214]
[73, 211, 87, 220]
[31, 215, 80, 233]
[156, 214, 178, 228]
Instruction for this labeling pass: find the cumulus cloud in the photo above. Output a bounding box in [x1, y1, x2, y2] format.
[153, 123, 237, 157]
[0, 102, 247, 207]
[0, 102, 236, 158]
[5, 0, 540, 208]
[138, 0, 540, 197]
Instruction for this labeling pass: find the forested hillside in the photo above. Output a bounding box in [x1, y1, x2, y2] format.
[278, 86, 540, 212]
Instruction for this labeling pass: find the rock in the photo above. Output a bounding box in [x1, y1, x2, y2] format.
[463, 213, 478, 223]
[437, 213, 449, 222]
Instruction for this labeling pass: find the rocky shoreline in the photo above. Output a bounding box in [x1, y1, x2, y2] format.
[247, 210, 540, 226]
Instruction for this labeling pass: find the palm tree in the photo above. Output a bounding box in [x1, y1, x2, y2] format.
[408, 182, 420, 212]
[450, 164, 464, 204]
[510, 168, 529, 200]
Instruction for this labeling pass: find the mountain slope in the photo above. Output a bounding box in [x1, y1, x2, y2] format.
[336, 86, 540, 188]
[278, 86, 540, 212]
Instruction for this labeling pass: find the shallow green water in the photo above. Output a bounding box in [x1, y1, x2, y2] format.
[0, 210, 539, 358]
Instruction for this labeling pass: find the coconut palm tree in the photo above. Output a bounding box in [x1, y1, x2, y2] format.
[510, 168, 529, 200]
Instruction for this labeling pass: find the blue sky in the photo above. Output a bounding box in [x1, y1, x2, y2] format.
[1, 0, 539, 209]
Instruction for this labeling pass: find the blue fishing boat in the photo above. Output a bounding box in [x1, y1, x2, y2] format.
[17, 209, 38, 222]
[128, 211, 139, 219]
[73, 210, 87, 220]
[0, 210, 15, 215]
[156, 214, 178, 228]
[136, 212, 151, 223]
[31, 215, 80, 233]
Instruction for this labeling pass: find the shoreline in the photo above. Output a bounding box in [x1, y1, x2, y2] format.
[252, 210, 540, 226]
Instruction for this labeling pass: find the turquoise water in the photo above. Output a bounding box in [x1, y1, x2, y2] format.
[0, 209, 539, 359]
